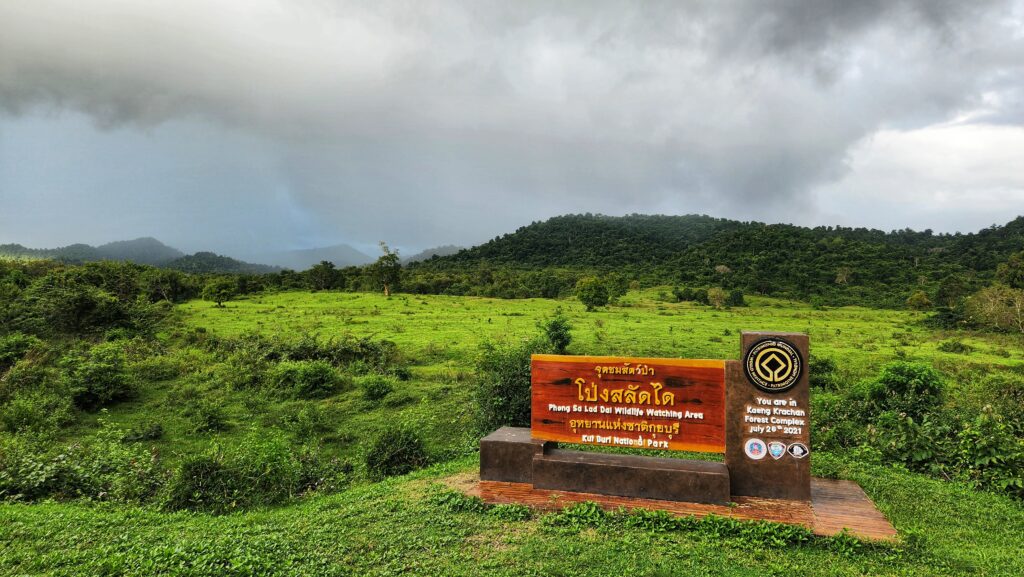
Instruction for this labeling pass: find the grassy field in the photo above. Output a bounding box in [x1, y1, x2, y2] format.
[2, 289, 1023, 576]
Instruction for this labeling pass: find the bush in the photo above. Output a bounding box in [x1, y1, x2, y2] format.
[365, 427, 429, 480]
[268, 360, 345, 399]
[956, 407, 1024, 498]
[181, 396, 230, 433]
[163, 430, 348, 513]
[0, 332, 41, 371]
[808, 354, 839, 390]
[0, 421, 164, 502]
[280, 404, 333, 441]
[359, 374, 396, 402]
[575, 277, 608, 311]
[870, 411, 956, 476]
[937, 339, 974, 354]
[0, 356, 54, 404]
[0, 390, 74, 435]
[474, 336, 548, 432]
[977, 372, 1024, 420]
[129, 355, 184, 382]
[726, 289, 746, 307]
[121, 421, 165, 442]
[62, 342, 136, 411]
[862, 362, 944, 421]
[540, 308, 572, 354]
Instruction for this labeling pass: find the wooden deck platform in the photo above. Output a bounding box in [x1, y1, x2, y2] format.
[459, 476, 897, 542]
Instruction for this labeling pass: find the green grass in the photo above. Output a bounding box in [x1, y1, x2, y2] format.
[1, 456, 1022, 576]
[2, 289, 1023, 575]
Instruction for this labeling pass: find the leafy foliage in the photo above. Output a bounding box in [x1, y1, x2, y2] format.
[474, 336, 549, 432]
[364, 426, 429, 480]
[575, 276, 609, 311]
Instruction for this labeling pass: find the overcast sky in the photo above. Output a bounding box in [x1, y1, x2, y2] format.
[2, 1, 1023, 259]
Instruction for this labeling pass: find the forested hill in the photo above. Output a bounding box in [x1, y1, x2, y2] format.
[411, 214, 1024, 306]
[0, 237, 184, 266]
[0, 239, 277, 274]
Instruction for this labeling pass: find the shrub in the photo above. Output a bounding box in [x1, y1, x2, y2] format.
[0, 390, 74, 435]
[575, 277, 608, 311]
[474, 336, 548, 432]
[365, 427, 429, 480]
[869, 411, 956, 476]
[280, 404, 333, 441]
[956, 407, 1024, 498]
[0, 356, 53, 404]
[906, 290, 932, 311]
[540, 308, 572, 354]
[121, 421, 165, 442]
[129, 355, 184, 382]
[726, 289, 746, 307]
[0, 421, 164, 503]
[268, 360, 345, 399]
[62, 342, 136, 411]
[977, 372, 1024, 420]
[162, 453, 240, 513]
[359, 374, 396, 402]
[863, 362, 944, 421]
[811, 392, 863, 450]
[937, 339, 974, 354]
[0, 332, 41, 371]
[707, 287, 727, 308]
[181, 396, 230, 433]
[163, 430, 346, 513]
[808, 354, 839, 389]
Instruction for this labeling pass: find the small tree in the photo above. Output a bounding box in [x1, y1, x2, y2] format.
[202, 278, 236, 308]
[997, 251, 1024, 289]
[307, 261, 338, 291]
[965, 285, 1024, 333]
[370, 242, 401, 297]
[707, 287, 727, 309]
[935, 273, 969, 308]
[906, 290, 932, 311]
[576, 277, 609, 311]
[540, 308, 572, 354]
[726, 289, 746, 307]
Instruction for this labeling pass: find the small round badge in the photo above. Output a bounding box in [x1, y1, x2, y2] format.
[744, 438, 767, 460]
[744, 338, 802, 393]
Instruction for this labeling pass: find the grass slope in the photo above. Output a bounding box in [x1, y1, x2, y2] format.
[2, 457, 1022, 576]
[2, 290, 1022, 575]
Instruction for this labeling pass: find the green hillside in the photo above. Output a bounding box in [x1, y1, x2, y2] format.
[1, 288, 1023, 575]
[412, 214, 1024, 307]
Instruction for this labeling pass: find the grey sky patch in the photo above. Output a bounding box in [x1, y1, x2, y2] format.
[1, 0, 1023, 258]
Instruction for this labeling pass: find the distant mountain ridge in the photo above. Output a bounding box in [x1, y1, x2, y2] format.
[0, 237, 183, 265]
[266, 244, 373, 270]
[165, 252, 280, 274]
[0, 238, 277, 274]
[402, 245, 464, 264]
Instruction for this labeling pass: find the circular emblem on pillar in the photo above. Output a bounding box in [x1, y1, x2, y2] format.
[744, 338, 802, 393]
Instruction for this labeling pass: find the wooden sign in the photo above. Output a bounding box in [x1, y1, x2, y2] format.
[530, 354, 726, 453]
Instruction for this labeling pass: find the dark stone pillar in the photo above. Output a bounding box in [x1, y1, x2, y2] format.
[725, 332, 811, 501]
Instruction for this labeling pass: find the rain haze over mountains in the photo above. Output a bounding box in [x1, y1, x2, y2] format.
[2, 1, 1023, 263]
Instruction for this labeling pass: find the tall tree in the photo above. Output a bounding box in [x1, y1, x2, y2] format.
[370, 242, 401, 297]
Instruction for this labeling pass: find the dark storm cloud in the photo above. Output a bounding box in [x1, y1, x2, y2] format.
[1, 0, 1022, 254]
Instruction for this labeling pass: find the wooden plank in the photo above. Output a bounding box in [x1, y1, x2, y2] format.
[530, 355, 726, 453]
[459, 477, 898, 542]
[810, 478, 899, 541]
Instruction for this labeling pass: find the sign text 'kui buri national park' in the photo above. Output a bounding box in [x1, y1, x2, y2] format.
[475, 331, 895, 541]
